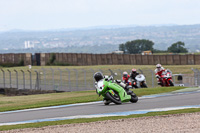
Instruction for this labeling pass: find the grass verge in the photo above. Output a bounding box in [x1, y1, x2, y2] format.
[0, 86, 186, 112]
[2, 64, 200, 74]
[0, 108, 199, 131]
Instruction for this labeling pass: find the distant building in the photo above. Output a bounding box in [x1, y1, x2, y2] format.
[142, 50, 152, 55]
[24, 41, 35, 49]
[112, 50, 124, 54]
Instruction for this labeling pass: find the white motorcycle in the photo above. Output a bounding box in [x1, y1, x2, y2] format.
[129, 74, 148, 88]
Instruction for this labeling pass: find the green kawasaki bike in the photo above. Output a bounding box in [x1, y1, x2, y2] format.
[94, 70, 138, 105]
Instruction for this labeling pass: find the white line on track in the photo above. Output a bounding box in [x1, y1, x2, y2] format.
[0, 104, 200, 126]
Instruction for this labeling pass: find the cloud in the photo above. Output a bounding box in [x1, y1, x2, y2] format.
[0, 0, 200, 30]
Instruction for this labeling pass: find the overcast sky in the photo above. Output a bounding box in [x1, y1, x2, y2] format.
[0, 0, 200, 31]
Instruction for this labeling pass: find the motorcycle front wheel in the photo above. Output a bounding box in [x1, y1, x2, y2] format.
[168, 80, 174, 86]
[105, 92, 122, 105]
[130, 93, 138, 103]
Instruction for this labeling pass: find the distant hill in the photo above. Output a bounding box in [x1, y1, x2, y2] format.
[0, 24, 200, 53]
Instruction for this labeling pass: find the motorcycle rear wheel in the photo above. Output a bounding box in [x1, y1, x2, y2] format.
[141, 82, 148, 88]
[105, 92, 122, 105]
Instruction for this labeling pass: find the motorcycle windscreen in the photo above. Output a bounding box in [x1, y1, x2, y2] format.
[135, 74, 145, 82]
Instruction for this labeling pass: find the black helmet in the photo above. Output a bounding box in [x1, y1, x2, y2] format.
[94, 72, 103, 82]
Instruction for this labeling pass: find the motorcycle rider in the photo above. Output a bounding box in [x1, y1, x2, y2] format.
[93, 71, 133, 104]
[122, 71, 130, 84]
[94, 72, 104, 93]
[130, 69, 139, 80]
[122, 71, 133, 92]
[130, 69, 139, 88]
[155, 64, 166, 85]
[94, 72, 111, 104]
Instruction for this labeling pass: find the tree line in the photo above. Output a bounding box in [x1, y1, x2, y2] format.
[119, 39, 188, 54]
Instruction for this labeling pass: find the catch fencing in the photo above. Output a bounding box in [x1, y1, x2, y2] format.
[0, 68, 199, 92]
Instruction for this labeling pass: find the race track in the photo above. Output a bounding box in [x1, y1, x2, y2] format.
[0, 89, 200, 125]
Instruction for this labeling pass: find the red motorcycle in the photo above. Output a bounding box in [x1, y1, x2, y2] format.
[159, 69, 174, 87]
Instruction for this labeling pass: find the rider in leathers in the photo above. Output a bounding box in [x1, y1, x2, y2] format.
[154, 64, 166, 85]
[130, 69, 139, 88]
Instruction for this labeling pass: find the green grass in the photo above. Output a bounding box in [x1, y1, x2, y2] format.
[132, 86, 186, 96]
[1, 64, 200, 74]
[0, 86, 185, 112]
[0, 108, 199, 131]
[0, 91, 101, 112]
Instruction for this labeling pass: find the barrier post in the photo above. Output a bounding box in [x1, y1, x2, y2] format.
[14, 70, 18, 89]
[21, 70, 25, 89]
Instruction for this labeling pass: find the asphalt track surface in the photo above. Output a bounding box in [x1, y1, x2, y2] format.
[0, 91, 200, 124]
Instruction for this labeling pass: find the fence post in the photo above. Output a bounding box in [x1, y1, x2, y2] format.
[66, 68, 71, 91]
[1, 69, 5, 89]
[195, 69, 200, 86]
[50, 68, 55, 90]
[82, 69, 87, 89]
[118, 69, 123, 79]
[41, 68, 46, 90]
[21, 70, 25, 89]
[191, 68, 197, 86]
[138, 69, 143, 74]
[73, 69, 78, 90]
[27, 70, 32, 89]
[7, 69, 12, 88]
[58, 68, 62, 90]
[34, 70, 40, 90]
[150, 70, 154, 88]
[14, 70, 18, 89]
[172, 75, 176, 85]
[90, 69, 95, 88]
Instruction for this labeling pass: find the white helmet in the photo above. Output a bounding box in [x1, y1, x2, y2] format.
[156, 64, 162, 72]
[156, 64, 162, 68]
[123, 71, 128, 78]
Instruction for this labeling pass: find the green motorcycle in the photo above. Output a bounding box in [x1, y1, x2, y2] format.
[94, 71, 138, 105]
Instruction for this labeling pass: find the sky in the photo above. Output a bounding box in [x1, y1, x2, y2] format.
[0, 0, 200, 31]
